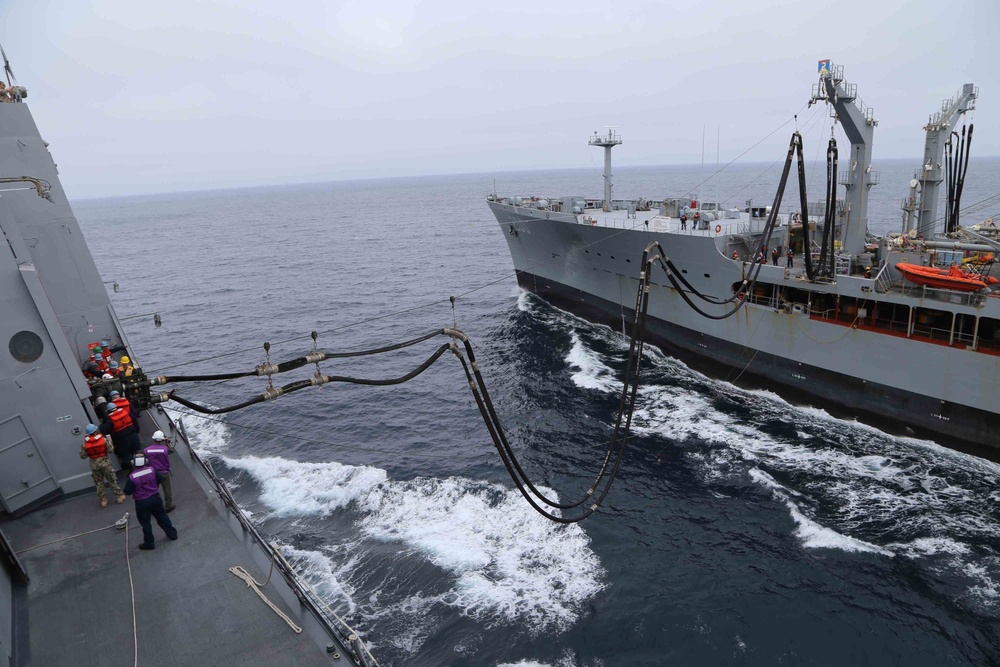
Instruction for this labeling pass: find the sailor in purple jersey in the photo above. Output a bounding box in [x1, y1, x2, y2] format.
[144, 431, 175, 512]
[124, 452, 177, 550]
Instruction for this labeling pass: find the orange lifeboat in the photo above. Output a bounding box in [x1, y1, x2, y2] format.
[895, 262, 999, 292]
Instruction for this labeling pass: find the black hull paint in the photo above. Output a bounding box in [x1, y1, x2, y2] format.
[516, 270, 1000, 456]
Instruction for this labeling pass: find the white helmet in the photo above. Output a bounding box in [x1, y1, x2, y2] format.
[152, 430, 165, 442]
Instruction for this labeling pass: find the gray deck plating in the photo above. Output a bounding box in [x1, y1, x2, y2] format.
[1, 444, 337, 667]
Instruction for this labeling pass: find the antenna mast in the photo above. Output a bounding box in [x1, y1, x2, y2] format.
[589, 128, 622, 213]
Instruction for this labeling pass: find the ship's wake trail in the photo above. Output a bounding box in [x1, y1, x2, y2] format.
[176, 414, 605, 659]
[519, 292, 1000, 616]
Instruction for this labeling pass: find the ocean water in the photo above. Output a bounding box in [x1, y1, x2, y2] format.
[75, 155, 1000, 666]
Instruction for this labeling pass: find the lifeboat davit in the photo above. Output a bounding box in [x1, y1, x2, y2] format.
[895, 262, 999, 292]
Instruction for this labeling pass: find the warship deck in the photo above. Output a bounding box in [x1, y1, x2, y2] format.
[1, 440, 343, 667]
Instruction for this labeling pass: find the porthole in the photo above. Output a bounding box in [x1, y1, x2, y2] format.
[9, 330, 43, 363]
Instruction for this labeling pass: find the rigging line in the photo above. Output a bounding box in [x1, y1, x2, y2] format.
[151, 216, 651, 376]
[807, 115, 832, 192]
[125, 521, 138, 667]
[172, 277, 654, 519]
[15, 516, 135, 554]
[922, 191, 1000, 229]
[722, 294, 768, 385]
[717, 106, 821, 208]
[789, 304, 865, 344]
[680, 102, 811, 199]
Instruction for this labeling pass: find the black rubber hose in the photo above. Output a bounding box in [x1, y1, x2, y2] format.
[447, 280, 651, 524]
[159, 331, 443, 384]
[442, 248, 656, 516]
[945, 132, 957, 233]
[954, 125, 973, 231]
[160, 371, 256, 382]
[826, 140, 838, 276]
[316, 344, 451, 386]
[168, 344, 452, 415]
[320, 330, 441, 359]
[168, 393, 265, 415]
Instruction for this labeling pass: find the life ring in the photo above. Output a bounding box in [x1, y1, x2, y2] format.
[715, 224, 722, 233]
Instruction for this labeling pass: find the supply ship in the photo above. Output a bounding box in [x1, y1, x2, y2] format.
[488, 62, 999, 449]
[0, 51, 377, 665]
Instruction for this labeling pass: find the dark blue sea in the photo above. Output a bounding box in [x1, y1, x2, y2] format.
[75, 155, 1000, 666]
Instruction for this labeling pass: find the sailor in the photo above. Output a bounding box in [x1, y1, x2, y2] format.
[100, 402, 142, 471]
[152, 428, 176, 454]
[88, 346, 109, 376]
[108, 389, 136, 416]
[787, 248, 794, 268]
[82, 353, 103, 378]
[771, 247, 779, 266]
[80, 424, 125, 508]
[144, 431, 175, 512]
[123, 452, 177, 550]
[107, 360, 121, 377]
[119, 355, 135, 377]
[99, 340, 116, 364]
[680, 213, 687, 230]
[865, 266, 872, 279]
[731, 250, 739, 260]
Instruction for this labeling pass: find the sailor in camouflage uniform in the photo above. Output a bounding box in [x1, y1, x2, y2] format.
[80, 424, 125, 508]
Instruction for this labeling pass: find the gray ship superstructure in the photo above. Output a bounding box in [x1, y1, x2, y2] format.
[0, 56, 376, 666]
[488, 62, 999, 449]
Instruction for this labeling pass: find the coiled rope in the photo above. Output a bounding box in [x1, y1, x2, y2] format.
[229, 565, 303, 634]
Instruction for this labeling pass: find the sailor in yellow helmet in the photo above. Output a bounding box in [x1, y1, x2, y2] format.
[120, 355, 135, 377]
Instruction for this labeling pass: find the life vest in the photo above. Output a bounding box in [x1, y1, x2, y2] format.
[84, 434, 109, 459]
[109, 408, 133, 432]
[112, 397, 131, 413]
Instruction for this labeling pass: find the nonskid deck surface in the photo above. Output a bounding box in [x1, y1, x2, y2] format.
[1, 448, 337, 667]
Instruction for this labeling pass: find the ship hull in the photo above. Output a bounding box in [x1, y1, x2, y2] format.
[491, 202, 1000, 451]
[516, 268, 998, 449]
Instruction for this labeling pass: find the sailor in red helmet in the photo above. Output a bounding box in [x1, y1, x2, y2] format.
[80, 424, 125, 508]
[123, 451, 177, 551]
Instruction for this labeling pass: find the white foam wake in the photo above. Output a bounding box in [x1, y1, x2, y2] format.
[164, 408, 233, 453]
[225, 455, 386, 516]
[750, 469, 893, 556]
[565, 332, 620, 393]
[229, 455, 605, 632]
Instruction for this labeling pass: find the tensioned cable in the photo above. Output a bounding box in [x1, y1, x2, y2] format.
[721, 105, 824, 208]
[680, 102, 811, 199]
[149, 109, 819, 376]
[169, 264, 661, 524]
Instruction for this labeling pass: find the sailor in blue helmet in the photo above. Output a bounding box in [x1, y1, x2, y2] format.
[99, 402, 142, 471]
[123, 451, 178, 550]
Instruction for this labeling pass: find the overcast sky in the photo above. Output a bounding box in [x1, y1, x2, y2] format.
[2, 0, 997, 198]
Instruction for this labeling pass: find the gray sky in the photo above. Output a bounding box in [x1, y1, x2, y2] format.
[2, 0, 997, 198]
